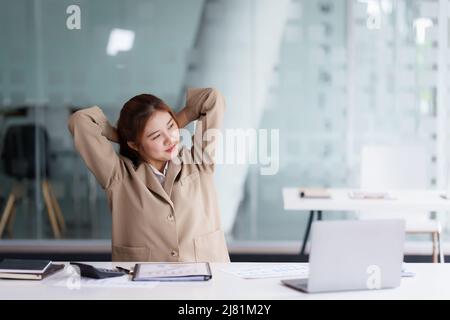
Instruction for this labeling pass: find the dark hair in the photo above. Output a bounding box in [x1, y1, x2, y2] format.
[117, 94, 179, 165]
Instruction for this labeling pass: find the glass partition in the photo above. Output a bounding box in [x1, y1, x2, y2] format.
[0, 0, 449, 248]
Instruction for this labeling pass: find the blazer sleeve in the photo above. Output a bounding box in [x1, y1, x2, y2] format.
[68, 106, 122, 189]
[183, 88, 226, 172]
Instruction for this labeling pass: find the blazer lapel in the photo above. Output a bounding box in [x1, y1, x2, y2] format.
[135, 163, 174, 208]
[163, 155, 182, 198]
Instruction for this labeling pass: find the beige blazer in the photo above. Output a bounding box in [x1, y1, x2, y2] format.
[68, 88, 230, 262]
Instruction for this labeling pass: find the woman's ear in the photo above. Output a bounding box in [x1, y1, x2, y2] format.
[127, 141, 139, 152]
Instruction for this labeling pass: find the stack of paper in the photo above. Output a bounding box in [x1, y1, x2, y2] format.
[221, 264, 309, 279]
[348, 191, 396, 200]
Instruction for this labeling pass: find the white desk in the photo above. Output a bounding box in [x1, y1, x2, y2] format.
[283, 189, 450, 212]
[1, 262, 450, 300]
[282, 188, 450, 256]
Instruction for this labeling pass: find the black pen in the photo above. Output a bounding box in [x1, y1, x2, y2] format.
[115, 266, 132, 274]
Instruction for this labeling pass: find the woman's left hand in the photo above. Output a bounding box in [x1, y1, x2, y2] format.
[175, 109, 189, 129]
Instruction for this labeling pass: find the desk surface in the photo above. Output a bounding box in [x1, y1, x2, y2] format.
[1, 262, 450, 300]
[283, 188, 450, 212]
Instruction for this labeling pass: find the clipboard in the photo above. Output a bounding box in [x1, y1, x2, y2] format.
[132, 262, 212, 282]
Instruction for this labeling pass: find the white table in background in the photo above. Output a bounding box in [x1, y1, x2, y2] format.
[282, 189, 450, 256]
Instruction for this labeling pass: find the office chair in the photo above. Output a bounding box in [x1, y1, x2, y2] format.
[0, 124, 66, 238]
[359, 145, 444, 263]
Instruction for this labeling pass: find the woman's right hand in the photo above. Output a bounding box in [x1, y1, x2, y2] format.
[103, 121, 119, 143]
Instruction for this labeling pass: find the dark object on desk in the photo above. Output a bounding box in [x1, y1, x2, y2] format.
[70, 262, 126, 279]
[441, 194, 450, 200]
[132, 262, 212, 282]
[0, 259, 64, 280]
[298, 188, 331, 199]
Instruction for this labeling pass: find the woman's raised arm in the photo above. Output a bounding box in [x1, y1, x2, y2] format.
[68, 106, 122, 189]
[177, 88, 226, 172]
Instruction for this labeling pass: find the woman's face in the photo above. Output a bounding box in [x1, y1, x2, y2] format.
[129, 110, 180, 165]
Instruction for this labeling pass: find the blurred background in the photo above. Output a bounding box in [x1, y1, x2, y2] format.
[1, 0, 450, 261]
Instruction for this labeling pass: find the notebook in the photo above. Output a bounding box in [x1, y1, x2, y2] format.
[298, 188, 331, 199]
[132, 262, 212, 281]
[0, 259, 64, 280]
[0, 263, 65, 280]
[0, 259, 52, 274]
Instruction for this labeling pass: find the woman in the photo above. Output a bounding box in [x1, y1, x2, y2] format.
[68, 88, 230, 262]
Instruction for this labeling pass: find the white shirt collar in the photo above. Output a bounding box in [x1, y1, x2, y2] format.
[149, 161, 169, 178]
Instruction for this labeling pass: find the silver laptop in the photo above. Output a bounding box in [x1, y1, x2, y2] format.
[282, 219, 406, 293]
